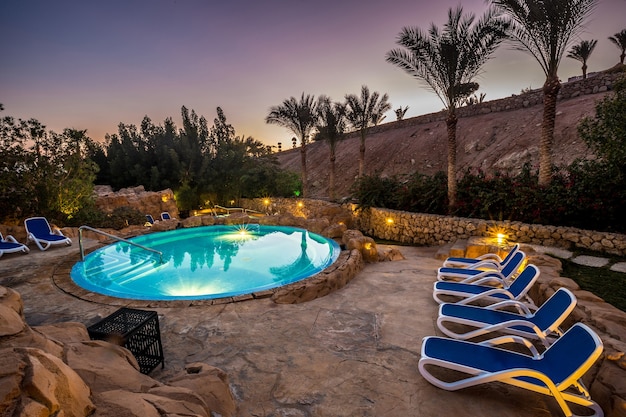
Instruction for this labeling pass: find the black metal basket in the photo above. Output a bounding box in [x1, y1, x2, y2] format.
[87, 307, 164, 374]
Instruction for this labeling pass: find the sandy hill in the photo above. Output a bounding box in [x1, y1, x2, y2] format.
[275, 91, 608, 200]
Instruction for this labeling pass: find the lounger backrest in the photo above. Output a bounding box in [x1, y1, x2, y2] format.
[500, 244, 521, 265]
[536, 323, 603, 386]
[146, 215, 155, 224]
[25, 217, 52, 236]
[507, 264, 539, 298]
[500, 251, 526, 278]
[532, 288, 577, 332]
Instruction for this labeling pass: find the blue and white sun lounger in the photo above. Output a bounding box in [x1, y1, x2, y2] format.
[0, 232, 30, 258]
[24, 217, 72, 251]
[437, 288, 576, 347]
[437, 250, 526, 285]
[442, 243, 521, 270]
[433, 264, 539, 306]
[419, 322, 604, 417]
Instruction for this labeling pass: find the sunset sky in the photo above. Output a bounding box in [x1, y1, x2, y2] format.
[1, 0, 624, 148]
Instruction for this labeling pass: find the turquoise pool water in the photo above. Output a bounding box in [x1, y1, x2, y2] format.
[71, 225, 340, 300]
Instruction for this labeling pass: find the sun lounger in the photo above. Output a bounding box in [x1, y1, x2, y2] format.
[437, 251, 526, 285]
[419, 322, 604, 417]
[433, 264, 539, 307]
[0, 232, 30, 258]
[442, 243, 521, 270]
[437, 288, 576, 347]
[24, 217, 72, 251]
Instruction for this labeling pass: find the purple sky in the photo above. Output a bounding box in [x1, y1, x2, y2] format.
[1, 0, 624, 148]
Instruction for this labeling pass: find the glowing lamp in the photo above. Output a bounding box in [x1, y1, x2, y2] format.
[161, 195, 169, 202]
[386, 218, 394, 224]
[263, 198, 270, 206]
[297, 202, 304, 208]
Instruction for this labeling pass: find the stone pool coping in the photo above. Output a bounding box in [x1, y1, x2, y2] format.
[52, 244, 364, 308]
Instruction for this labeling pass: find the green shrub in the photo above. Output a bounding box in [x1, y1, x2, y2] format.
[351, 174, 402, 210]
[351, 162, 626, 233]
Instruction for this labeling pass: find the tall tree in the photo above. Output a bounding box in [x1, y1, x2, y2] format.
[386, 6, 508, 210]
[491, 0, 598, 186]
[609, 29, 626, 64]
[344, 85, 391, 178]
[315, 96, 347, 201]
[265, 93, 317, 197]
[395, 105, 409, 121]
[567, 39, 598, 79]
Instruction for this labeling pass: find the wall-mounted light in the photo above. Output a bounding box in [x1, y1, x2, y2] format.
[386, 218, 394, 224]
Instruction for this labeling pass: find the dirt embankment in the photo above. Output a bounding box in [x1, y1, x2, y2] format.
[276, 92, 606, 200]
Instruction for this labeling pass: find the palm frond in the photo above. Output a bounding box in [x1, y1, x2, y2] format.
[492, 0, 598, 77]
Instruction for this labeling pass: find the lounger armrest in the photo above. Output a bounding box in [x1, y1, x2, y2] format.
[458, 270, 507, 284]
[3, 234, 19, 243]
[462, 259, 502, 271]
[485, 299, 535, 315]
[474, 253, 503, 262]
[479, 334, 542, 358]
[456, 288, 515, 305]
[465, 275, 508, 287]
[52, 229, 65, 237]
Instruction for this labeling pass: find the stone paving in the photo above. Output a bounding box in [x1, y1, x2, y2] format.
[527, 243, 626, 272]
[0, 240, 589, 416]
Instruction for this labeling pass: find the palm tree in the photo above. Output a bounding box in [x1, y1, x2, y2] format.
[344, 85, 391, 178]
[491, 0, 597, 186]
[266, 93, 317, 197]
[386, 6, 508, 210]
[395, 105, 409, 121]
[567, 39, 597, 79]
[609, 29, 626, 64]
[314, 96, 347, 201]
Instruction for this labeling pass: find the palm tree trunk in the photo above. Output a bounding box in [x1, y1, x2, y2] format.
[446, 111, 458, 212]
[358, 131, 366, 177]
[539, 75, 561, 186]
[329, 154, 336, 201]
[300, 141, 308, 197]
[582, 63, 588, 79]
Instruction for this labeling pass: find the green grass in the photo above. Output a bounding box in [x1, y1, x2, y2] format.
[560, 258, 626, 313]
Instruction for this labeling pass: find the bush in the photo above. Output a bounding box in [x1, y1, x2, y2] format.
[68, 206, 146, 229]
[351, 163, 626, 233]
[351, 174, 402, 210]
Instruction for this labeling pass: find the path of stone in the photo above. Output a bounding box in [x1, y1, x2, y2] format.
[0, 241, 590, 416]
[527, 244, 626, 272]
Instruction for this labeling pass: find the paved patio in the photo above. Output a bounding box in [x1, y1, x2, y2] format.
[0, 240, 566, 416]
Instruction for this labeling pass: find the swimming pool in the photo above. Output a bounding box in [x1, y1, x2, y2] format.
[71, 225, 340, 300]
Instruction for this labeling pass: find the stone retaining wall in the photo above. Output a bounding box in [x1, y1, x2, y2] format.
[356, 207, 626, 257]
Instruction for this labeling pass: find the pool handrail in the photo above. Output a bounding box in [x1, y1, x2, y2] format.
[78, 225, 164, 264]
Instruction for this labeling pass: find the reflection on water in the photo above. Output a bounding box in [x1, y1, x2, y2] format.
[71, 225, 339, 300]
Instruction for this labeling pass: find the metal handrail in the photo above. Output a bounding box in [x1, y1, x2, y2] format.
[78, 225, 164, 263]
[214, 205, 245, 214]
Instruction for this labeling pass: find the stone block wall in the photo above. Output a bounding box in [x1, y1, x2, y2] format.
[240, 198, 355, 229]
[356, 207, 626, 257]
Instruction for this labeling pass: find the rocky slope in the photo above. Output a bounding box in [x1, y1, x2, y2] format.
[276, 91, 608, 200]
